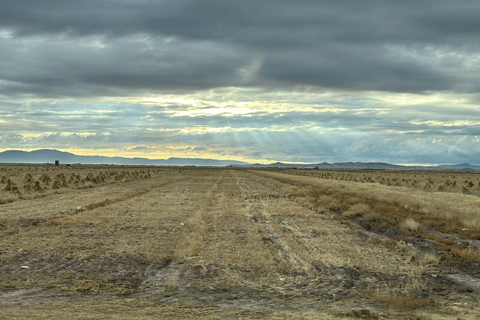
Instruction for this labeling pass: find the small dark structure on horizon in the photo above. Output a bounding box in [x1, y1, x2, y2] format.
[55, 160, 59, 166]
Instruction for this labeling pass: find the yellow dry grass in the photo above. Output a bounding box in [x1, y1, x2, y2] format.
[1, 166, 480, 319]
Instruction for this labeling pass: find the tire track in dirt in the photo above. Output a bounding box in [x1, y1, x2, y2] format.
[147, 170, 229, 295]
[232, 170, 326, 262]
[230, 170, 314, 276]
[205, 169, 228, 207]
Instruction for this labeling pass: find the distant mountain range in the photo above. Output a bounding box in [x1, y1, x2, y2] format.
[246, 161, 480, 171]
[0, 149, 249, 166]
[437, 163, 480, 170]
[0, 149, 478, 170]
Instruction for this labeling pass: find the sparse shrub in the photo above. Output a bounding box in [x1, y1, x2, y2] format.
[418, 252, 439, 266]
[343, 203, 371, 218]
[450, 246, 478, 261]
[400, 218, 421, 232]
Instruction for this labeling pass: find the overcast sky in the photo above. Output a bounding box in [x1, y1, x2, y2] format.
[1, 1, 480, 164]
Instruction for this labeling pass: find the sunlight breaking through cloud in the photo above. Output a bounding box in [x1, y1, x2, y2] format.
[1, 1, 480, 164]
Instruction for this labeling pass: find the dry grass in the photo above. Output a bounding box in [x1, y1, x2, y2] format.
[379, 295, 428, 311]
[0, 165, 155, 204]
[251, 169, 480, 262]
[344, 203, 371, 218]
[418, 252, 440, 267]
[0, 299, 353, 320]
[331, 308, 379, 319]
[271, 169, 480, 233]
[1, 166, 480, 318]
[400, 218, 421, 232]
[450, 247, 478, 261]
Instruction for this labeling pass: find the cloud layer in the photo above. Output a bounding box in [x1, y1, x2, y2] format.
[1, 1, 480, 163]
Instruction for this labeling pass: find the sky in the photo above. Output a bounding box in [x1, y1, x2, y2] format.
[1, 1, 480, 164]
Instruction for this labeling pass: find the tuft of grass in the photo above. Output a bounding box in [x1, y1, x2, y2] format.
[450, 246, 478, 261]
[343, 203, 370, 218]
[379, 295, 428, 310]
[400, 218, 421, 232]
[418, 252, 440, 267]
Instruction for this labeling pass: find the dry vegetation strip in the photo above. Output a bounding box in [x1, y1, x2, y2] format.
[249, 170, 480, 247]
[1, 166, 479, 319]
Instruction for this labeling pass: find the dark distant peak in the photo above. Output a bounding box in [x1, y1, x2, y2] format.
[31, 149, 57, 152]
[440, 163, 472, 167]
[30, 149, 74, 155]
[1, 150, 27, 154]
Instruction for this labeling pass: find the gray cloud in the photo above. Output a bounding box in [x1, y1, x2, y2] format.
[2, 1, 480, 164]
[1, 1, 480, 96]
[3, 96, 479, 163]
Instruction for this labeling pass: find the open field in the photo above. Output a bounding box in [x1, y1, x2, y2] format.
[1, 165, 480, 319]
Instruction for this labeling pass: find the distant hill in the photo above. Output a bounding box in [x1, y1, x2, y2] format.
[0, 149, 478, 170]
[246, 161, 429, 170]
[245, 161, 479, 171]
[438, 163, 480, 170]
[0, 149, 249, 166]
